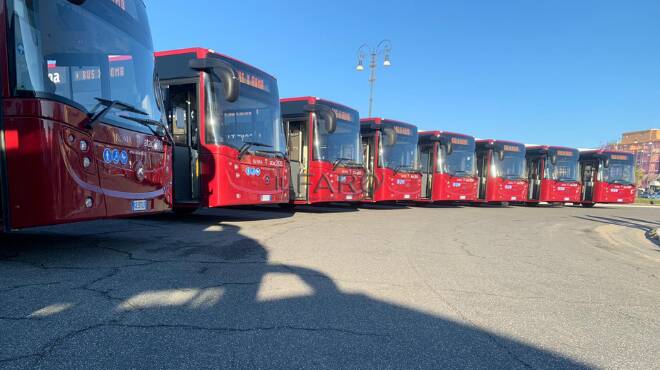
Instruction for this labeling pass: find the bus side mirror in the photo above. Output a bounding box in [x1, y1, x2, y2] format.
[604, 158, 610, 168]
[497, 149, 505, 161]
[550, 154, 558, 165]
[189, 58, 240, 103]
[383, 127, 397, 146]
[304, 104, 337, 134]
[446, 142, 454, 155]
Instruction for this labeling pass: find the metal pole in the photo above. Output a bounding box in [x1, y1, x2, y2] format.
[368, 51, 377, 117]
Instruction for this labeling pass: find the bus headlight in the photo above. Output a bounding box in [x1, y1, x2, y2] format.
[82, 157, 91, 168]
[79, 140, 89, 152]
[84, 197, 94, 208]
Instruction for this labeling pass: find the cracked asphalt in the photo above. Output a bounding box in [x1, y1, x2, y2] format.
[0, 204, 658, 369]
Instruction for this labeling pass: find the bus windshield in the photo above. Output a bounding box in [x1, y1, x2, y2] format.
[205, 68, 286, 156]
[602, 159, 635, 185]
[380, 127, 418, 171]
[494, 152, 526, 180]
[7, 0, 162, 132]
[439, 141, 476, 177]
[314, 118, 362, 166]
[545, 157, 579, 182]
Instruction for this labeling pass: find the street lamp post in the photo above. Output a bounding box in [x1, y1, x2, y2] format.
[356, 40, 392, 117]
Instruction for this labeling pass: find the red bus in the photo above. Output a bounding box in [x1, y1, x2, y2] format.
[155, 48, 288, 212]
[418, 131, 478, 202]
[360, 118, 421, 202]
[475, 140, 528, 204]
[525, 146, 582, 206]
[579, 150, 636, 207]
[0, 0, 172, 231]
[281, 97, 365, 204]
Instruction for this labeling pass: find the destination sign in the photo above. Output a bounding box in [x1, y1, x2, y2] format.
[237, 70, 269, 92]
[332, 108, 353, 122]
[556, 150, 575, 157]
[392, 126, 412, 136]
[611, 154, 631, 161]
[503, 145, 521, 152]
[451, 137, 469, 146]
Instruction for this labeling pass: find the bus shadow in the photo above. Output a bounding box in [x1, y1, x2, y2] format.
[0, 222, 591, 368]
[576, 215, 660, 248]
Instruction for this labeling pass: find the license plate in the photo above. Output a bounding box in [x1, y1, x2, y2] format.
[452, 182, 461, 188]
[557, 187, 566, 191]
[459, 195, 467, 200]
[511, 196, 517, 201]
[397, 179, 406, 185]
[564, 197, 570, 201]
[404, 194, 411, 199]
[505, 185, 513, 190]
[131, 200, 148, 212]
[617, 199, 623, 203]
[346, 195, 353, 200]
[261, 195, 272, 202]
[338, 176, 346, 183]
[611, 189, 619, 193]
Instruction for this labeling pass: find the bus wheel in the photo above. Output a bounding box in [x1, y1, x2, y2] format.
[581, 203, 596, 208]
[526, 202, 539, 207]
[174, 207, 197, 216]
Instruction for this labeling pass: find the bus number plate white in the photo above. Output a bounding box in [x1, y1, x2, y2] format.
[132, 200, 148, 212]
[261, 195, 272, 202]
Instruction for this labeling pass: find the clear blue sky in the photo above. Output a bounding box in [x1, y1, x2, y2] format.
[146, 0, 660, 148]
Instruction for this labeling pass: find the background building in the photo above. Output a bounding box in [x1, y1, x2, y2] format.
[609, 129, 660, 189]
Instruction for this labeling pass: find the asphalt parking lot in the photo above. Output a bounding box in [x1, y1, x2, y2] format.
[0, 204, 658, 369]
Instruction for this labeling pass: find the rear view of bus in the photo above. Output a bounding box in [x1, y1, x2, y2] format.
[526, 146, 582, 205]
[361, 118, 421, 202]
[281, 97, 364, 204]
[0, 0, 172, 231]
[579, 150, 636, 207]
[418, 131, 478, 202]
[155, 48, 288, 212]
[475, 140, 528, 204]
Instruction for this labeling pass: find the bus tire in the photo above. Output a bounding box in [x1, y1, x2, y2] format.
[526, 202, 539, 207]
[581, 203, 596, 208]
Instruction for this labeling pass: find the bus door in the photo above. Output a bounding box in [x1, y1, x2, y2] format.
[581, 161, 596, 202]
[419, 144, 434, 199]
[285, 119, 308, 200]
[362, 134, 376, 199]
[528, 157, 542, 201]
[476, 151, 488, 200]
[162, 81, 200, 204]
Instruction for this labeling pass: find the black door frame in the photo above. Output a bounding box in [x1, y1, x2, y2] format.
[161, 78, 201, 205]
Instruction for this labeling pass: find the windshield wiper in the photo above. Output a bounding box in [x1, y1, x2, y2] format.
[239, 141, 273, 159]
[87, 98, 148, 128]
[333, 158, 354, 170]
[119, 115, 174, 145]
[394, 166, 419, 174]
[253, 149, 286, 159]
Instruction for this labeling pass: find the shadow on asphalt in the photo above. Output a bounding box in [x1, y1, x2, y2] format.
[576, 215, 660, 248]
[0, 215, 590, 368]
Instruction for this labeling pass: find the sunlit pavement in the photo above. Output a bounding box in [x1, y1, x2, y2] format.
[0, 204, 658, 369]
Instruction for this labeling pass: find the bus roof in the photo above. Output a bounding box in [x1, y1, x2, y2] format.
[360, 118, 417, 129]
[579, 149, 635, 158]
[476, 139, 524, 147]
[280, 96, 358, 113]
[419, 131, 474, 139]
[154, 47, 276, 80]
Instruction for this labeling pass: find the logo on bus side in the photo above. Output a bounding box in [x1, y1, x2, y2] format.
[245, 167, 262, 176]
